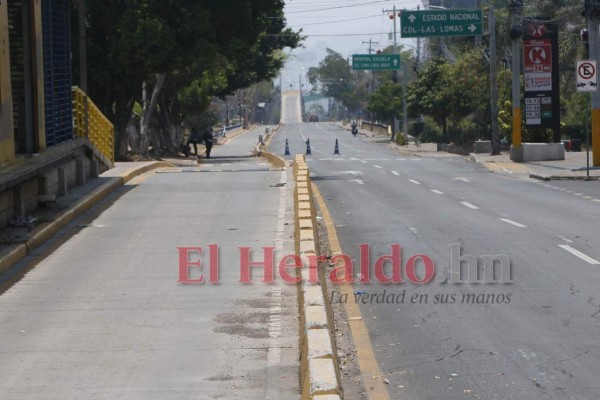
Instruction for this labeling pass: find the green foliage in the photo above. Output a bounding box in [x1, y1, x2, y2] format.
[562, 92, 587, 130]
[407, 58, 453, 135]
[309, 50, 353, 100]
[522, 127, 553, 143]
[395, 133, 407, 146]
[84, 0, 302, 155]
[367, 82, 403, 122]
[418, 118, 442, 143]
[451, 120, 482, 147]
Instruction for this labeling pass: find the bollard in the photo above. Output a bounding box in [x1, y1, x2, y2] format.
[284, 139, 291, 156]
[306, 139, 312, 155]
[333, 139, 340, 155]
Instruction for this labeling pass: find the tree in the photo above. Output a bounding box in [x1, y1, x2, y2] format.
[407, 58, 454, 137]
[83, 0, 302, 158]
[367, 82, 403, 123]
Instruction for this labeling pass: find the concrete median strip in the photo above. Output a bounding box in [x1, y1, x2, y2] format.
[0, 161, 171, 276]
[294, 154, 342, 399]
[255, 124, 288, 168]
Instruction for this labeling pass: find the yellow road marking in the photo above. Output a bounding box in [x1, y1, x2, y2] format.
[312, 182, 390, 400]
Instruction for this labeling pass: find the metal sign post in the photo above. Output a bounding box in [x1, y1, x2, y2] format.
[576, 60, 597, 178]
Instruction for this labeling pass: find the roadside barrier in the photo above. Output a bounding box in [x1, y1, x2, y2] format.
[294, 154, 342, 399]
[256, 124, 286, 168]
[72, 86, 114, 163]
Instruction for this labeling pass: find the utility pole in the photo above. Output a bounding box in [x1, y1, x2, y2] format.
[363, 39, 378, 127]
[416, 6, 421, 68]
[509, 0, 523, 156]
[383, 5, 405, 142]
[585, 0, 600, 166]
[489, 3, 500, 155]
[362, 39, 379, 54]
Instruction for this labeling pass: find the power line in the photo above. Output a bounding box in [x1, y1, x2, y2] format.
[285, 0, 397, 14]
[289, 14, 381, 27]
[268, 32, 394, 37]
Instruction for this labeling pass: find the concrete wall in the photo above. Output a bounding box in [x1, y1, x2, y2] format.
[474, 140, 492, 154]
[0, 147, 107, 230]
[359, 121, 389, 136]
[510, 143, 565, 162]
[0, 190, 14, 229]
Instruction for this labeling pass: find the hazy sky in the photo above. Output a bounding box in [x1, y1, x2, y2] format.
[282, 0, 422, 90]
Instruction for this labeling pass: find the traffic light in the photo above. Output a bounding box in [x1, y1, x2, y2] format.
[581, 28, 589, 44]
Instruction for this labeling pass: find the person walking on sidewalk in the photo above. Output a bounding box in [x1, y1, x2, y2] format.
[187, 127, 200, 156]
[203, 128, 214, 158]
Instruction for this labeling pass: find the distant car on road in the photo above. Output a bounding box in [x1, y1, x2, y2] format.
[308, 114, 319, 122]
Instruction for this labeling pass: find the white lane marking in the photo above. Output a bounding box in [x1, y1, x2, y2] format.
[592, 199, 600, 203]
[349, 179, 365, 185]
[501, 168, 514, 174]
[360, 160, 367, 164]
[500, 218, 528, 228]
[267, 169, 288, 373]
[340, 171, 363, 176]
[373, 165, 383, 169]
[518, 348, 538, 361]
[558, 245, 600, 265]
[409, 179, 421, 185]
[390, 170, 400, 176]
[574, 193, 583, 196]
[460, 201, 479, 210]
[583, 196, 593, 200]
[453, 177, 471, 183]
[408, 227, 418, 235]
[430, 189, 444, 195]
[559, 236, 574, 244]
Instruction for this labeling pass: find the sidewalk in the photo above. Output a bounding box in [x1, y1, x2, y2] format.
[353, 124, 600, 180]
[469, 150, 600, 180]
[0, 161, 171, 278]
[0, 126, 300, 399]
[0, 126, 258, 278]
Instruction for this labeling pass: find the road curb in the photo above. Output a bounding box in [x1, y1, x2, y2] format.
[256, 124, 287, 168]
[0, 161, 171, 276]
[529, 173, 600, 181]
[293, 154, 342, 399]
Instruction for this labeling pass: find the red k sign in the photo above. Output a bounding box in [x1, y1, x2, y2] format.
[524, 39, 552, 73]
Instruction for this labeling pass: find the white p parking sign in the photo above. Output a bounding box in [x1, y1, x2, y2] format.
[576, 60, 597, 92]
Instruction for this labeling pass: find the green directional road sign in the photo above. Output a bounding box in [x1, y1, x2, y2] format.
[400, 9, 483, 38]
[352, 54, 401, 70]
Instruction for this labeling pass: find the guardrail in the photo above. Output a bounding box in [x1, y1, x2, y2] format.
[72, 87, 114, 162]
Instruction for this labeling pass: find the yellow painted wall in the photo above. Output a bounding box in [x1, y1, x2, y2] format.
[0, 0, 16, 165]
[31, 0, 45, 151]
